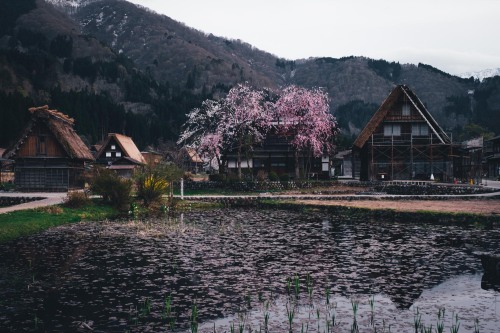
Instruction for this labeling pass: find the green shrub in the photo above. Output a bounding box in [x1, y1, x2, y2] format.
[209, 173, 225, 182]
[269, 171, 279, 181]
[135, 163, 183, 207]
[0, 182, 15, 191]
[279, 174, 290, 182]
[89, 168, 132, 211]
[136, 173, 168, 207]
[227, 173, 240, 182]
[63, 191, 90, 208]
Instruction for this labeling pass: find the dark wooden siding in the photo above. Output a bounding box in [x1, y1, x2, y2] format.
[15, 168, 69, 190]
[17, 135, 66, 157]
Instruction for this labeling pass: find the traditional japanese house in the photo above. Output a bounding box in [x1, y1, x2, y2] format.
[90, 144, 102, 158]
[179, 147, 204, 173]
[352, 85, 455, 181]
[225, 130, 333, 179]
[141, 150, 163, 166]
[454, 137, 483, 184]
[484, 135, 500, 180]
[332, 150, 353, 178]
[3, 106, 93, 191]
[94, 133, 146, 178]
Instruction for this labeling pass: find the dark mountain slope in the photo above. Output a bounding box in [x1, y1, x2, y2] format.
[74, 0, 283, 91]
[0, 0, 210, 148]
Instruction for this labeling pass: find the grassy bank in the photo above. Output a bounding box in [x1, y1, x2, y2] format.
[2, 196, 497, 244]
[0, 203, 119, 243]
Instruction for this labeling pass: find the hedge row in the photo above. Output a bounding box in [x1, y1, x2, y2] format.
[178, 180, 340, 192]
[0, 196, 43, 208]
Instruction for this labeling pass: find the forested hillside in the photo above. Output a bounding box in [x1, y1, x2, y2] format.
[1, 0, 499, 152]
[0, 0, 213, 149]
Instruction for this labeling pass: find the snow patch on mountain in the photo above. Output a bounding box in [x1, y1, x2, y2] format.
[45, 0, 102, 14]
[460, 68, 500, 81]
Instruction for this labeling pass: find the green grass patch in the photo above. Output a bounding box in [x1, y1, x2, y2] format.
[176, 200, 223, 210]
[0, 202, 119, 243]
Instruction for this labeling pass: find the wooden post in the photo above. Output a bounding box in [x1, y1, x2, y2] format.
[410, 134, 414, 180]
[391, 135, 394, 180]
[180, 177, 184, 200]
[371, 134, 374, 181]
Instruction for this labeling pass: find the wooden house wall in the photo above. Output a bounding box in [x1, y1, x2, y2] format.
[483, 137, 500, 179]
[13, 158, 86, 191]
[225, 132, 331, 178]
[17, 135, 66, 157]
[16, 122, 67, 158]
[372, 100, 429, 138]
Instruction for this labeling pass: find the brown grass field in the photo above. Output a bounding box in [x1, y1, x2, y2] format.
[296, 198, 500, 216]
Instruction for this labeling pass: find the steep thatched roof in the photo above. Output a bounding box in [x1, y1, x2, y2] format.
[353, 85, 451, 149]
[3, 105, 93, 160]
[96, 133, 146, 165]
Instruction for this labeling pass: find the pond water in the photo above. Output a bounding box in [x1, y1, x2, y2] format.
[0, 208, 499, 332]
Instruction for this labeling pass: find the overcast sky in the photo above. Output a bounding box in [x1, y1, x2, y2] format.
[127, 0, 500, 75]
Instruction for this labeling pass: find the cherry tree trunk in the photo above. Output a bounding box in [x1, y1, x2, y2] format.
[237, 144, 242, 180]
[294, 150, 300, 179]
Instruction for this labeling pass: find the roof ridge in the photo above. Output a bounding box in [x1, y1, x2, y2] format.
[29, 105, 75, 125]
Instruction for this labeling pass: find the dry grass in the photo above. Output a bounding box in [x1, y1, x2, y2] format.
[295, 198, 500, 216]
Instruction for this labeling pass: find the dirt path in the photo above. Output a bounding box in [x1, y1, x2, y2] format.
[296, 198, 500, 215]
[0, 192, 66, 214]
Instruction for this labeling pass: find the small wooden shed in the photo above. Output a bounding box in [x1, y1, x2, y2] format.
[3, 106, 94, 191]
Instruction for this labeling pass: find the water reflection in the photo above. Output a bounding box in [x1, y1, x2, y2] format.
[195, 274, 499, 333]
[322, 219, 330, 232]
[0, 208, 498, 332]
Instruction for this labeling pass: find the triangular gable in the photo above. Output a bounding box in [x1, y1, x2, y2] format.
[185, 147, 203, 163]
[96, 133, 146, 165]
[3, 106, 93, 160]
[353, 85, 450, 149]
[401, 85, 450, 144]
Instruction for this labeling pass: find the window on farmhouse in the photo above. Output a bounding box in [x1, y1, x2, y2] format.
[412, 123, 429, 136]
[402, 104, 411, 116]
[37, 136, 47, 155]
[383, 124, 401, 136]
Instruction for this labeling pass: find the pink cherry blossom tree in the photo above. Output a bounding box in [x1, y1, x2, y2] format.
[177, 99, 224, 148]
[274, 85, 338, 179]
[221, 83, 272, 179]
[177, 99, 226, 171]
[198, 133, 222, 173]
[178, 83, 272, 178]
